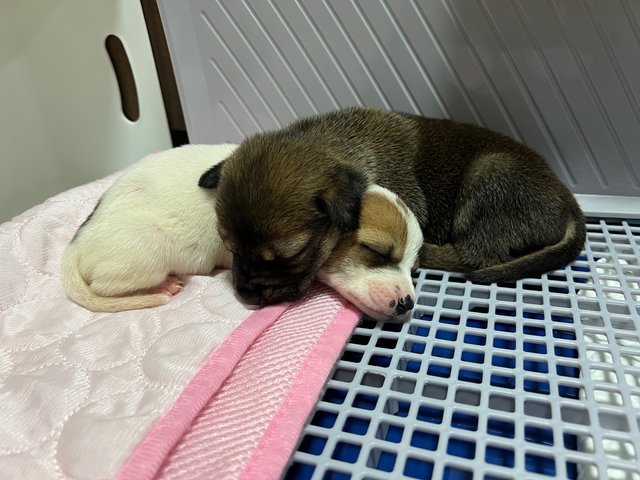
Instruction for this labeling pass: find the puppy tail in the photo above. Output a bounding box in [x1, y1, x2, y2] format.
[466, 213, 586, 284]
[61, 244, 171, 313]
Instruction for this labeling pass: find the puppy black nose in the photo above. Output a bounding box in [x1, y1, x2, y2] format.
[395, 295, 414, 315]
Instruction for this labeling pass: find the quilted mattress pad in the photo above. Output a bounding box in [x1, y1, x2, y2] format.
[0, 157, 360, 479]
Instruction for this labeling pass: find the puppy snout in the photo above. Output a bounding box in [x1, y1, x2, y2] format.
[236, 283, 262, 306]
[236, 278, 305, 306]
[395, 295, 414, 315]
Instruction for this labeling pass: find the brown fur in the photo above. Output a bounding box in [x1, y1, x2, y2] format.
[200, 107, 586, 304]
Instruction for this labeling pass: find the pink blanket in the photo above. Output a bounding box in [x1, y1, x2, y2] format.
[121, 284, 358, 480]
[0, 162, 360, 479]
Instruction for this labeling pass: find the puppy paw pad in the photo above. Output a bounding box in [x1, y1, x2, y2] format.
[152, 277, 185, 296]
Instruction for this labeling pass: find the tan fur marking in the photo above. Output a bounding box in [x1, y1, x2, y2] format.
[357, 192, 408, 262]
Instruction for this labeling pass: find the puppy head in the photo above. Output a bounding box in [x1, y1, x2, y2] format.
[318, 184, 423, 321]
[199, 135, 368, 306]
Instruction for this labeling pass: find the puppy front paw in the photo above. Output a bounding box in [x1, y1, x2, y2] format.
[150, 275, 185, 296]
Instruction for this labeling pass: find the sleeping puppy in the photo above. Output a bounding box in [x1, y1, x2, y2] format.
[61, 144, 236, 313]
[319, 183, 422, 320]
[61, 144, 421, 319]
[199, 106, 586, 305]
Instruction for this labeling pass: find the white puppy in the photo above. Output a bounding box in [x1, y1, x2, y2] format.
[62, 145, 422, 320]
[61, 144, 235, 312]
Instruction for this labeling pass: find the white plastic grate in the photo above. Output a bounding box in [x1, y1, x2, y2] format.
[285, 218, 640, 480]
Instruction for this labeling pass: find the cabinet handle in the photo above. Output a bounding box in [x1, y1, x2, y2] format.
[105, 34, 140, 122]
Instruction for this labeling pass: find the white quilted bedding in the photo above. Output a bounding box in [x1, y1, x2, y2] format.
[0, 173, 253, 479]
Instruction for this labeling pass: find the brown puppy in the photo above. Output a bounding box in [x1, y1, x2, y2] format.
[200, 107, 585, 305]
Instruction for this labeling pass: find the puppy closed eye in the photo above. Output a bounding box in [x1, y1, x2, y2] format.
[258, 250, 308, 273]
[278, 246, 305, 261]
[274, 235, 313, 261]
[276, 240, 315, 264]
[359, 243, 393, 265]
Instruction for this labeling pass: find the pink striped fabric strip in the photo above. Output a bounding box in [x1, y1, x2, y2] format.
[154, 285, 360, 480]
[239, 300, 361, 479]
[116, 302, 290, 480]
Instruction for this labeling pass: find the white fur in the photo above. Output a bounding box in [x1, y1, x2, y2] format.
[318, 185, 423, 321]
[61, 144, 236, 312]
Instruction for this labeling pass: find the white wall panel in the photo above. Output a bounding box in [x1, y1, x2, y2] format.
[160, 0, 640, 202]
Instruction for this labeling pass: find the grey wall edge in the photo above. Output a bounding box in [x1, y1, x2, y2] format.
[576, 194, 640, 219]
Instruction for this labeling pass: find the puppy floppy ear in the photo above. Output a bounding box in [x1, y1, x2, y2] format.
[199, 161, 225, 188]
[316, 164, 367, 233]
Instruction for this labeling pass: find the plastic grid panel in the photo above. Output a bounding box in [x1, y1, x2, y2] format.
[286, 219, 640, 480]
